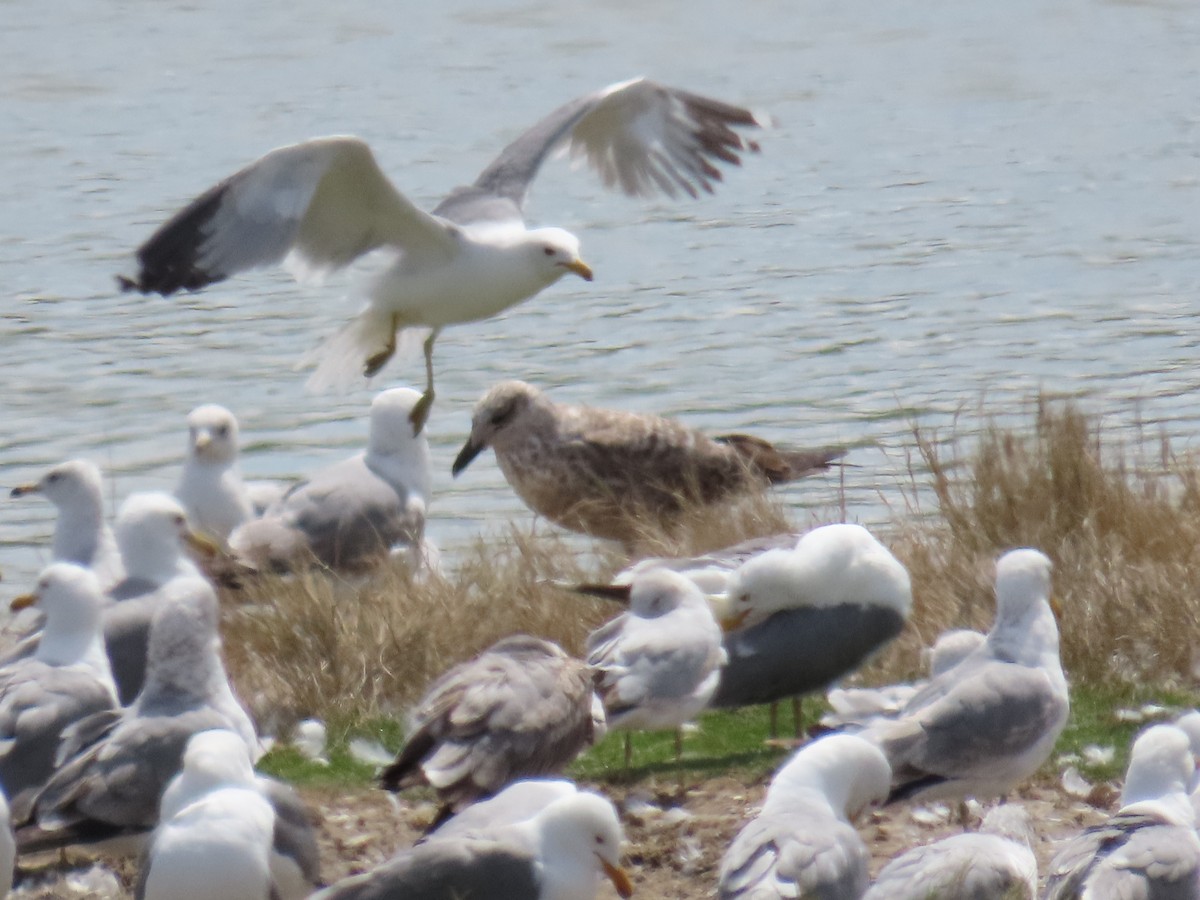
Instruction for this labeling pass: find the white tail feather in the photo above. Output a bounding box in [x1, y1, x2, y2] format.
[298, 310, 431, 394]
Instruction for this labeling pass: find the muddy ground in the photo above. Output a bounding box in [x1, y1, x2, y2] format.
[16, 767, 1116, 898]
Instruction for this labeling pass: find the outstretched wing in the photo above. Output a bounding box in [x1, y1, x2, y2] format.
[120, 136, 457, 295]
[433, 77, 766, 225]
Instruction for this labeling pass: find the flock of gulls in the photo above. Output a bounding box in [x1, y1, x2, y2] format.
[5, 76, 1199, 898]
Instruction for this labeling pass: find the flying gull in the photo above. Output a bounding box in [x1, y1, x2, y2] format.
[380, 635, 602, 822]
[453, 380, 844, 545]
[312, 790, 632, 900]
[718, 733, 891, 900]
[118, 78, 767, 432]
[10, 459, 124, 590]
[175, 403, 255, 543]
[861, 548, 1069, 805]
[582, 568, 726, 765]
[0, 563, 118, 822]
[17, 576, 258, 855]
[862, 804, 1038, 900]
[1044, 723, 1200, 899]
[229, 386, 432, 574]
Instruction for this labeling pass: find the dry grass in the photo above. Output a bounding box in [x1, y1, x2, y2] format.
[219, 398, 1200, 731]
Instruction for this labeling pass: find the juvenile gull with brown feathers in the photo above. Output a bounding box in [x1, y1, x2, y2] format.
[118, 78, 767, 431]
[453, 380, 844, 544]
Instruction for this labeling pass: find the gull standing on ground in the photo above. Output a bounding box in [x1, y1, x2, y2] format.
[175, 403, 255, 543]
[312, 790, 632, 900]
[10, 459, 124, 589]
[862, 804, 1038, 900]
[379, 635, 601, 822]
[229, 386, 432, 574]
[453, 381, 844, 545]
[582, 568, 726, 765]
[118, 78, 767, 431]
[718, 733, 892, 900]
[1044, 723, 1200, 899]
[0, 564, 118, 822]
[136, 729, 277, 900]
[16, 576, 257, 855]
[860, 548, 1069, 805]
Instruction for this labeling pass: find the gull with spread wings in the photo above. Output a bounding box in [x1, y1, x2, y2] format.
[119, 78, 767, 431]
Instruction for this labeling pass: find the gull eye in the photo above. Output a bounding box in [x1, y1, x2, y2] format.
[215, 425, 228, 438]
[46, 473, 60, 484]
[542, 246, 555, 256]
[173, 514, 186, 527]
[595, 835, 604, 845]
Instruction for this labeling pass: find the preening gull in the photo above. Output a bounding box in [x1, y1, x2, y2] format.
[17, 577, 257, 855]
[136, 729, 277, 900]
[862, 804, 1038, 900]
[1044, 723, 1200, 899]
[312, 790, 632, 900]
[10, 459, 124, 589]
[706, 524, 912, 724]
[453, 381, 844, 545]
[582, 568, 726, 764]
[175, 403, 255, 543]
[229, 387, 432, 574]
[380, 635, 601, 819]
[861, 548, 1069, 805]
[119, 78, 766, 431]
[718, 733, 891, 900]
[0, 564, 118, 822]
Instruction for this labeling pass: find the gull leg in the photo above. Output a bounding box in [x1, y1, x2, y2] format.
[623, 733, 633, 769]
[363, 313, 400, 378]
[408, 328, 441, 435]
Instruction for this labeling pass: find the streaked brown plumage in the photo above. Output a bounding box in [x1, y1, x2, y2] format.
[452, 380, 845, 544]
[379, 636, 602, 818]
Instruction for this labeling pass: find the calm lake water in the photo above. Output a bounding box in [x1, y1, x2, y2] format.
[3, 0, 1200, 592]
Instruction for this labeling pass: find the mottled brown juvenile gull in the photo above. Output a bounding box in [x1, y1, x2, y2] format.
[1045, 723, 1200, 899]
[16, 577, 257, 855]
[718, 733, 891, 900]
[312, 790, 632, 900]
[583, 568, 726, 764]
[862, 805, 1038, 900]
[174, 403, 255, 543]
[0, 564, 118, 822]
[136, 729, 277, 900]
[118, 78, 766, 431]
[10, 459, 124, 590]
[229, 387, 432, 574]
[453, 381, 844, 544]
[861, 548, 1069, 805]
[379, 635, 601, 820]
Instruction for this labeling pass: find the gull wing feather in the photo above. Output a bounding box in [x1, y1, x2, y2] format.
[122, 137, 457, 295]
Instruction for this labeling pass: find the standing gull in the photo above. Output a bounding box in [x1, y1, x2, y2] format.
[312, 790, 632, 900]
[582, 568, 726, 765]
[0, 563, 118, 822]
[229, 386, 432, 574]
[380, 635, 601, 821]
[718, 733, 892, 900]
[175, 403, 255, 543]
[16, 576, 257, 855]
[10, 459, 124, 590]
[861, 548, 1069, 805]
[453, 381, 844, 545]
[118, 78, 767, 431]
[862, 805, 1038, 900]
[1045, 723, 1200, 899]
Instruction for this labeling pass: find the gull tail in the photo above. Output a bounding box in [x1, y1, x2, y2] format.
[298, 309, 429, 394]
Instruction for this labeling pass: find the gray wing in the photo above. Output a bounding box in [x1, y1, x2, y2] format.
[103, 594, 159, 705]
[589, 616, 716, 712]
[120, 136, 455, 296]
[428, 779, 577, 842]
[259, 777, 322, 898]
[719, 811, 869, 900]
[433, 77, 764, 224]
[381, 638, 596, 805]
[0, 662, 118, 822]
[312, 836, 539, 900]
[863, 834, 1037, 900]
